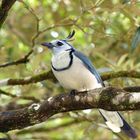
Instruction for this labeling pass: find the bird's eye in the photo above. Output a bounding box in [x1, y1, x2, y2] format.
[57, 41, 63, 46]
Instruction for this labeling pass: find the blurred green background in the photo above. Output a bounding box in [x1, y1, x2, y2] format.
[0, 0, 140, 140]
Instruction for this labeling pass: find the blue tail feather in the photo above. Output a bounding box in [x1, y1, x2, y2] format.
[99, 110, 137, 139]
[119, 113, 137, 139]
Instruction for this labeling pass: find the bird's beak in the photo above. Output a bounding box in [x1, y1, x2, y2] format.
[41, 42, 54, 49]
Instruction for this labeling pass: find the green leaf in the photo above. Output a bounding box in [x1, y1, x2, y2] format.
[122, 0, 130, 4]
[131, 26, 140, 52]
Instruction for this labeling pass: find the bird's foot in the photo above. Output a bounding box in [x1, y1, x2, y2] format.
[70, 90, 78, 96]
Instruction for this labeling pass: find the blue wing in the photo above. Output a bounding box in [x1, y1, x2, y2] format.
[74, 50, 137, 138]
[74, 50, 105, 86]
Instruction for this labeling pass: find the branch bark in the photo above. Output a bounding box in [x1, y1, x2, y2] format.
[101, 70, 140, 80]
[0, 0, 17, 28]
[0, 86, 140, 132]
[0, 70, 139, 87]
[0, 50, 33, 68]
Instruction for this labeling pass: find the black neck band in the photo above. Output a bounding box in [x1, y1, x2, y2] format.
[51, 49, 75, 71]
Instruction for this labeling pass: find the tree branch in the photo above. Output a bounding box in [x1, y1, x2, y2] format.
[0, 50, 33, 68]
[0, 86, 140, 132]
[101, 70, 140, 80]
[0, 70, 139, 87]
[0, 1, 34, 68]
[0, 0, 17, 28]
[0, 89, 39, 102]
[17, 119, 83, 134]
[0, 1, 40, 68]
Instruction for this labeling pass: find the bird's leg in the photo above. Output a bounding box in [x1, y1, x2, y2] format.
[70, 89, 87, 96]
[70, 89, 78, 96]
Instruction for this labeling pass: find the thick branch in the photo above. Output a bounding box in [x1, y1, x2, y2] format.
[0, 0, 17, 28]
[0, 86, 140, 132]
[0, 70, 139, 86]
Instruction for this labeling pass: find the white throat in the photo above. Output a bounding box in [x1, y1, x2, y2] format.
[52, 50, 72, 70]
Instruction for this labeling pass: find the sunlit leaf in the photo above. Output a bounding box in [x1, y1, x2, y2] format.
[117, 54, 128, 66]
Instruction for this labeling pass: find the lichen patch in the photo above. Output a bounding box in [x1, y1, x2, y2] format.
[29, 103, 40, 111]
[47, 97, 53, 102]
[87, 96, 93, 102]
[75, 95, 80, 101]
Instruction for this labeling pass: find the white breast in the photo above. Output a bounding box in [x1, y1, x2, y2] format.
[52, 51, 71, 69]
[52, 51, 102, 91]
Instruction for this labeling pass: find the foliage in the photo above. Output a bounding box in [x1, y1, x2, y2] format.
[131, 26, 140, 52]
[0, 0, 140, 140]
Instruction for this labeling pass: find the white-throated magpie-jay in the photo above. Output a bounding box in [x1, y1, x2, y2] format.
[41, 30, 137, 138]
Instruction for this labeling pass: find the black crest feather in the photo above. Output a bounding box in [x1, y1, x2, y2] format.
[66, 30, 75, 40]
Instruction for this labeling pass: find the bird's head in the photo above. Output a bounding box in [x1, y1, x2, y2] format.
[41, 30, 75, 54]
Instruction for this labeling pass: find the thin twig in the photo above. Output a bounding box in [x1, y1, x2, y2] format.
[0, 1, 40, 68]
[0, 89, 39, 102]
[0, 51, 31, 68]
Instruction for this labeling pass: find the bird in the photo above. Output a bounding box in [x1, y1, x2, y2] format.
[41, 30, 137, 138]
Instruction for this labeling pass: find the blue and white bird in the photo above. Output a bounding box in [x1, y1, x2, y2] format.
[42, 31, 137, 138]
